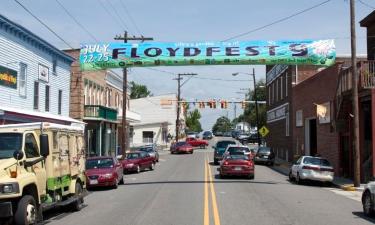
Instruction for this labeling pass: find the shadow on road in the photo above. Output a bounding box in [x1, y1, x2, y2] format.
[124, 180, 278, 186]
[352, 212, 375, 223]
[40, 205, 88, 224]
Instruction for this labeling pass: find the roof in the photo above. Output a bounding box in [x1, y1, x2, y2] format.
[0, 14, 74, 63]
[0, 122, 84, 132]
[130, 94, 178, 125]
[360, 10, 375, 27]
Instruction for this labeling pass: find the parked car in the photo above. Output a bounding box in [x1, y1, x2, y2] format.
[214, 131, 223, 136]
[86, 156, 124, 189]
[223, 144, 252, 158]
[139, 144, 159, 162]
[202, 131, 213, 140]
[223, 131, 232, 137]
[289, 156, 334, 184]
[362, 181, 375, 216]
[121, 151, 155, 173]
[237, 132, 250, 142]
[231, 130, 241, 139]
[239, 133, 260, 144]
[170, 141, 194, 154]
[186, 137, 209, 148]
[254, 147, 275, 166]
[186, 131, 199, 138]
[213, 140, 237, 165]
[218, 152, 254, 179]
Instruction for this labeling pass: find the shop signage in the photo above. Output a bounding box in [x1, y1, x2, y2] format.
[0, 65, 17, 89]
[38, 64, 49, 82]
[316, 102, 331, 124]
[80, 39, 336, 71]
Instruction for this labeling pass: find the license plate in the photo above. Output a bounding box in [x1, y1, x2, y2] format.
[263, 155, 268, 158]
[90, 179, 98, 185]
[234, 167, 242, 171]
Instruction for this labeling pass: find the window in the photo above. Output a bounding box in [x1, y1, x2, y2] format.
[268, 86, 271, 105]
[280, 76, 283, 100]
[296, 110, 303, 127]
[45, 85, 50, 112]
[58, 90, 62, 115]
[285, 73, 288, 97]
[24, 133, 40, 158]
[84, 83, 88, 105]
[19, 63, 27, 97]
[33, 81, 39, 110]
[276, 79, 279, 101]
[286, 112, 290, 136]
[52, 58, 57, 74]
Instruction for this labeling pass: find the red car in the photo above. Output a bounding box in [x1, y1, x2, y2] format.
[121, 151, 155, 173]
[86, 156, 124, 189]
[170, 141, 194, 154]
[186, 137, 209, 149]
[218, 152, 255, 179]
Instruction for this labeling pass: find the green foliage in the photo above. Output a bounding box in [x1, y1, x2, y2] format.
[130, 81, 152, 99]
[186, 109, 203, 132]
[212, 116, 232, 133]
[234, 79, 267, 127]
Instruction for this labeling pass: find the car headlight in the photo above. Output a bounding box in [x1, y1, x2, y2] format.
[127, 163, 134, 167]
[1, 183, 19, 194]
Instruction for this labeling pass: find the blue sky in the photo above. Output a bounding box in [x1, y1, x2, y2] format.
[1, 0, 373, 130]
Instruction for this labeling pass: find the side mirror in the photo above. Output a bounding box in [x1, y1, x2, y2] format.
[40, 134, 50, 157]
[13, 151, 24, 160]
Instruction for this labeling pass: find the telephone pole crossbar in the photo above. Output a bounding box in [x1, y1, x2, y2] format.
[114, 31, 153, 159]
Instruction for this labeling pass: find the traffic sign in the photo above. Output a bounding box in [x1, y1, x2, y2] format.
[259, 126, 269, 137]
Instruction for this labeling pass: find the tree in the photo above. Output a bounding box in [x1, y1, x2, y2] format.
[234, 79, 267, 128]
[212, 116, 232, 133]
[130, 81, 152, 99]
[185, 109, 203, 132]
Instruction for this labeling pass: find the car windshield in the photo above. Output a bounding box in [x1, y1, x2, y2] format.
[176, 142, 187, 146]
[140, 147, 153, 152]
[0, 133, 22, 159]
[226, 154, 248, 160]
[216, 141, 236, 149]
[303, 157, 331, 166]
[126, 153, 141, 159]
[86, 158, 114, 169]
[227, 147, 250, 153]
[258, 147, 271, 153]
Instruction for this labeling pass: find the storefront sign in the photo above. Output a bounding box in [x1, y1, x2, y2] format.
[316, 102, 331, 124]
[80, 39, 336, 71]
[267, 103, 289, 123]
[38, 64, 49, 82]
[0, 65, 17, 89]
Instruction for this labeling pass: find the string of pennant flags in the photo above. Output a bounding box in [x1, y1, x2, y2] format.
[160, 99, 267, 109]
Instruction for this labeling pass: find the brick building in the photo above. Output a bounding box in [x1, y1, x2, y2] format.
[265, 64, 321, 162]
[64, 49, 140, 157]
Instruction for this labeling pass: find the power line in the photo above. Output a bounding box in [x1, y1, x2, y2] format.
[54, 0, 98, 42]
[223, 0, 332, 41]
[192, 77, 251, 82]
[97, 0, 124, 30]
[105, 0, 130, 31]
[358, 0, 375, 9]
[118, 0, 142, 35]
[13, 0, 73, 48]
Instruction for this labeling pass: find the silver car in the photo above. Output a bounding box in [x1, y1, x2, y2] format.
[289, 156, 334, 184]
[362, 181, 375, 216]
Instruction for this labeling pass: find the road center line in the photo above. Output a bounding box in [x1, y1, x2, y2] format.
[204, 155, 210, 225]
[206, 155, 221, 225]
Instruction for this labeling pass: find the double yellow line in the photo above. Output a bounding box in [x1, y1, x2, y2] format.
[204, 154, 221, 225]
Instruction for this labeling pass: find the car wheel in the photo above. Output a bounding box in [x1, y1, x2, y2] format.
[248, 174, 254, 180]
[136, 165, 141, 173]
[289, 171, 294, 181]
[71, 182, 84, 211]
[296, 173, 302, 185]
[150, 163, 155, 171]
[363, 191, 374, 216]
[214, 160, 218, 165]
[14, 195, 37, 225]
[219, 173, 225, 179]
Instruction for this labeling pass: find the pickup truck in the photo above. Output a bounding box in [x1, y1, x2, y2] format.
[186, 137, 209, 149]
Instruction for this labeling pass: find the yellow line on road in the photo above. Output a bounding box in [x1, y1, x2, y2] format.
[204, 155, 210, 225]
[206, 155, 221, 225]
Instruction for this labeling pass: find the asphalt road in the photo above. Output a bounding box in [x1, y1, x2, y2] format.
[42, 137, 375, 225]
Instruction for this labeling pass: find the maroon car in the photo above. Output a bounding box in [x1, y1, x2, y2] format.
[121, 151, 155, 173]
[86, 156, 124, 189]
[186, 137, 209, 148]
[170, 141, 194, 154]
[218, 152, 255, 179]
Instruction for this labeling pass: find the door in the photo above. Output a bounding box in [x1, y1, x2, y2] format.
[309, 119, 317, 156]
[24, 132, 47, 196]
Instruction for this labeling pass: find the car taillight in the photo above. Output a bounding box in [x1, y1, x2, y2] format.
[302, 165, 320, 171]
[223, 161, 229, 165]
[247, 161, 253, 166]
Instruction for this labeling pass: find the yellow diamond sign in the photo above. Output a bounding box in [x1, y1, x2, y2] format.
[259, 126, 269, 137]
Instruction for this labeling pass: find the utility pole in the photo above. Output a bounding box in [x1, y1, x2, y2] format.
[174, 73, 197, 143]
[251, 68, 261, 146]
[114, 31, 153, 159]
[350, 0, 360, 187]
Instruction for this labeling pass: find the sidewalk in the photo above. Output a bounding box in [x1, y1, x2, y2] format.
[272, 158, 365, 194]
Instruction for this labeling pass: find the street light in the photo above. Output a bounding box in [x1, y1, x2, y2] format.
[232, 68, 261, 146]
